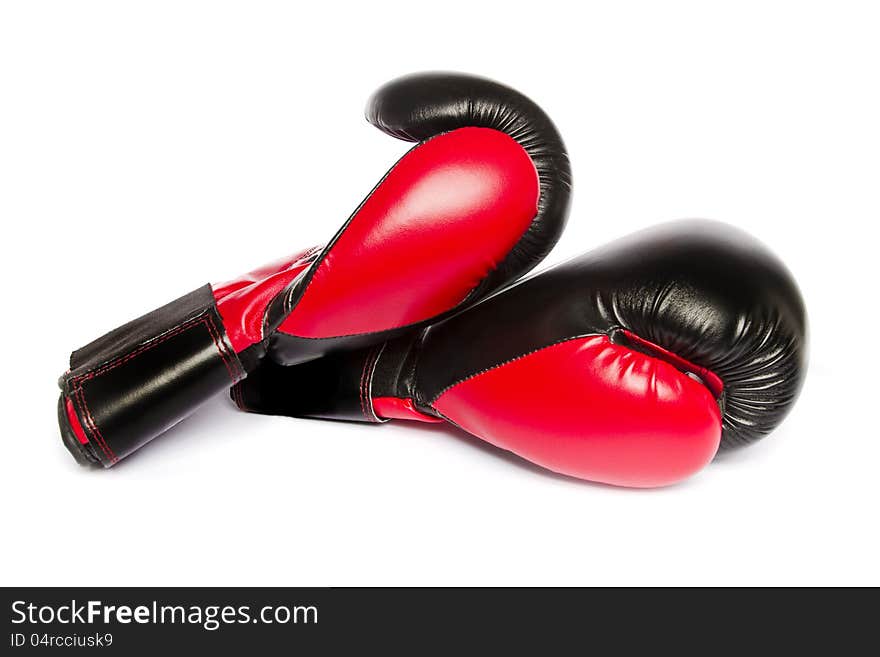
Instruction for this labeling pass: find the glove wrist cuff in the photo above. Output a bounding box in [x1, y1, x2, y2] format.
[58, 285, 245, 467]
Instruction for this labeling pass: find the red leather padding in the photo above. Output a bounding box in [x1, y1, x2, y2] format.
[432, 336, 722, 488]
[65, 397, 90, 445]
[620, 329, 724, 398]
[278, 127, 539, 338]
[212, 247, 319, 353]
[373, 397, 443, 423]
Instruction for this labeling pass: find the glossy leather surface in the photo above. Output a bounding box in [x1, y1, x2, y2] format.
[213, 247, 319, 352]
[59, 286, 244, 466]
[58, 71, 570, 467]
[237, 220, 808, 486]
[275, 127, 538, 339]
[364, 72, 571, 298]
[433, 336, 722, 487]
[414, 219, 807, 449]
[266, 71, 571, 360]
[372, 397, 442, 423]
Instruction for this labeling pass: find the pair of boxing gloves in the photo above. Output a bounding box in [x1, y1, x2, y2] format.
[58, 72, 807, 487]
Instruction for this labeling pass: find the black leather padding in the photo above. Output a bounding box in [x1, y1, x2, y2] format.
[413, 220, 808, 450]
[366, 72, 572, 296]
[59, 285, 245, 466]
[240, 220, 808, 451]
[264, 72, 572, 364]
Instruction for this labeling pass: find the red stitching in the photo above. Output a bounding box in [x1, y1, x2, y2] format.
[69, 311, 244, 465]
[358, 350, 369, 420]
[74, 385, 115, 462]
[73, 384, 118, 463]
[76, 316, 203, 381]
[231, 381, 247, 411]
[202, 314, 244, 383]
[359, 346, 382, 422]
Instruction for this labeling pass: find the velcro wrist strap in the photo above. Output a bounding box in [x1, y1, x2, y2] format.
[58, 285, 245, 467]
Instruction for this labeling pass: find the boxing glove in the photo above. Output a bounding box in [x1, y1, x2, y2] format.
[58, 72, 571, 468]
[233, 220, 807, 487]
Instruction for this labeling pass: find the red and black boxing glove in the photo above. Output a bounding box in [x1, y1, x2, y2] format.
[233, 220, 808, 487]
[58, 72, 571, 467]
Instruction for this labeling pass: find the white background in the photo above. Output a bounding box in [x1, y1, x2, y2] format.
[1, 1, 877, 586]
